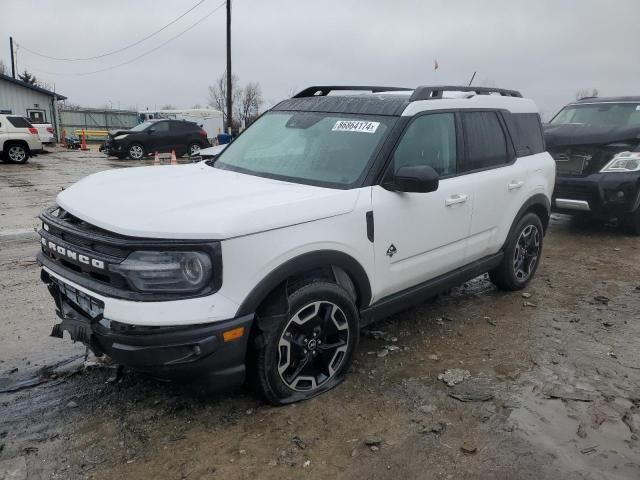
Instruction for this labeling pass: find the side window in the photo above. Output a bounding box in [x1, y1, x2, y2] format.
[510, 113, 545, 156]
[152, 121, 169, 133]
[461, 111, 508, 171]
[389, 113, 457, 177]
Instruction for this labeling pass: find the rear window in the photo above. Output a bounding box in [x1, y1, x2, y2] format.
[510, 113, 545, 156]
[7, 116, 33, 128]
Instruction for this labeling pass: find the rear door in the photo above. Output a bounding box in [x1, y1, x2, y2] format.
[460, 110, 527, 262]
[372, 111, 475, 300]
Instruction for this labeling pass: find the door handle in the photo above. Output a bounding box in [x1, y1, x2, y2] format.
[445, 194, 468, 206]
[508, 180, 524, 190]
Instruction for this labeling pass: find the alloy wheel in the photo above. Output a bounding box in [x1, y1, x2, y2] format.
[277, 301, 350, 392]
[513, 224, 540, 282]
[8, 145, 26, 163]
[129, 145, 143, 159]
[189, 144, 200, 156]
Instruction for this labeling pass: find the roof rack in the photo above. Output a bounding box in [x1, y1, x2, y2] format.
[292, 85, 412, 98]
[409, 86, 522, 101]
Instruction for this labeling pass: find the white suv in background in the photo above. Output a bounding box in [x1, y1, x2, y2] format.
[0, 114, 43, 163]
[37, 85, 555, 404]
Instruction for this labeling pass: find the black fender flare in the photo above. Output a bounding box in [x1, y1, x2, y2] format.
[501, 193, 551, 251]
[236, 250, 372, 317]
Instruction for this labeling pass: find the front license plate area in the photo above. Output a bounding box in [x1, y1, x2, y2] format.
[50, 276, 104, 319]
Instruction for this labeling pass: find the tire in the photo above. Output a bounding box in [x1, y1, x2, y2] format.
[489, 212, 544, 291]
[127, 143, 145, 160]
[624, 208, 640, 236]
[187, 142, 201, 157]
[253, 281, 359, 405]
[4, 143, 29, 164]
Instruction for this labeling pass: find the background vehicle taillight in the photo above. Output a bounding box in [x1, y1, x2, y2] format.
[47, 127, 54, 134]
[29, 127, 38, 135]
[199, 128, 208, 137]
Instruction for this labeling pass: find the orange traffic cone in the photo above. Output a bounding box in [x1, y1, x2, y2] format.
[154, 151, 160, 165]
[170, 149, 177, 165]
[81, 131, 89, 151]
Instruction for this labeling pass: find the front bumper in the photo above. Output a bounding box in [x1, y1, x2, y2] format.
[552, 172, 640, 219]
[42, 269, 253, 387]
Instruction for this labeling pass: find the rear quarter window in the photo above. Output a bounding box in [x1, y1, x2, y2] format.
[509, 113, 545, 157]
[7, 116, 33, 128]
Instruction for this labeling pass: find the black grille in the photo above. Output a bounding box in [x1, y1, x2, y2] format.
[549, 146, 616, 177]
[554, 184, 591, 201]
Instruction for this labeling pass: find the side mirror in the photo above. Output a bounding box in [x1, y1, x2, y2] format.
[392, 165, 439, 193]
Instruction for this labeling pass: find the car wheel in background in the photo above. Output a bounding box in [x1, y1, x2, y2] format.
[490, 212, 544, 290]
[624, 208, 640, 236]
[4, 143, 29, 164]
[127, 143, 145, 160]
[188, 142, 201, 157]
[253, 282, 359, 405]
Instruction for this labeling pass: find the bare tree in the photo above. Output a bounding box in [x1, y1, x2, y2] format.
[208, 71, 240, 127]
[18, 69, 38, 85]
[236, 82, 263, 127]
[161, 104, 176, 110]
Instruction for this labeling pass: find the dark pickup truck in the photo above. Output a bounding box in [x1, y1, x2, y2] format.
[545, 96, 640, 234]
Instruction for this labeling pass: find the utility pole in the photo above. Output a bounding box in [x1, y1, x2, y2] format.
[226, 0, 232, 132]
[9, 36, 16, 78]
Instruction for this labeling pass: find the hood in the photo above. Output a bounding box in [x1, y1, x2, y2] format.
[544, 123, 640, 149]
[56, 164, 361, 240]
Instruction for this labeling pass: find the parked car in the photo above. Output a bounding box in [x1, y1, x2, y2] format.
[545, 96, 640, 234]
[0, 114, 43, 164]
[100, 119, 210, 160]
[31, 122, 56, 144]
[37, 85, 554, 404]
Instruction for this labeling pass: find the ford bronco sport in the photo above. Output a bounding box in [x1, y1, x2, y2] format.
[545, 96, 640, 234]
[38, 85, 554, 404]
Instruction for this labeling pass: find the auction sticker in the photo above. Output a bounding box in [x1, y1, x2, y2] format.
[332, 120, 380, 133]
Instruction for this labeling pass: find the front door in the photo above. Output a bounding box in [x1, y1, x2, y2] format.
[148, 120, 171, 152]
[372, 112, 474, 301]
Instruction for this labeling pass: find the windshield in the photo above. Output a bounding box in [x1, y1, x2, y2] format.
[130, 121, 154, 132]
[213, 111, 395, 187]
[550, 102, 640, 127]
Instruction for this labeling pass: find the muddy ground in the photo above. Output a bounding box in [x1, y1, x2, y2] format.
[1, 147, 639, 480]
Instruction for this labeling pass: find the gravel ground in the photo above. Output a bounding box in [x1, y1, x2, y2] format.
[1, 147, 639, 479]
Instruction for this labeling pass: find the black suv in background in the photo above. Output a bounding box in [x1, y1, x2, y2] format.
[101, 120, 210, 160]
[545, 96, 640, 234]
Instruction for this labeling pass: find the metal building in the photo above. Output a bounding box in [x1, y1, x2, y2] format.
[0, 73, 67, 141]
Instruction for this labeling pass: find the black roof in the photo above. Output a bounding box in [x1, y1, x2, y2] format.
[272, 85, 524, 116]
[574, 96, 640, 104]
[0, 73, 67, 100]
[273, 95, 410, 116]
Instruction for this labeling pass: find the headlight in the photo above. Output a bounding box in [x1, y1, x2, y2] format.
[111, 251, 213, 293]
[601, 152, 640, 173]
[113, 134, 129, 140]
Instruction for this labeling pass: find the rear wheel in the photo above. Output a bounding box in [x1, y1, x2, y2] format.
[4, 143, 29, 164]
[188, 142, 201, 157]
[490, 213, 543, 290]
[253, 282, 359, 405]
[127, 143, 145, 160]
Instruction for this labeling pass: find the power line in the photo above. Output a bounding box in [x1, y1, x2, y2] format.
[22, 1, 226, 77]
[16, 0, 207, 61]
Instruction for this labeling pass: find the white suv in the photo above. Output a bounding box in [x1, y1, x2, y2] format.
[0, 114, 43, 163]
[37, 85, 555, 404]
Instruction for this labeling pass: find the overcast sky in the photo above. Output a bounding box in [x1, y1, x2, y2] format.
[1, 0, 638, 119]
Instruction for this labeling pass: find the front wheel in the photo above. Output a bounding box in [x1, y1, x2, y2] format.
[254, 282, 359, 405]
[490, 213, 544, 290]
[4, 144, 29, 164]
[127, 143, 145, 160]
